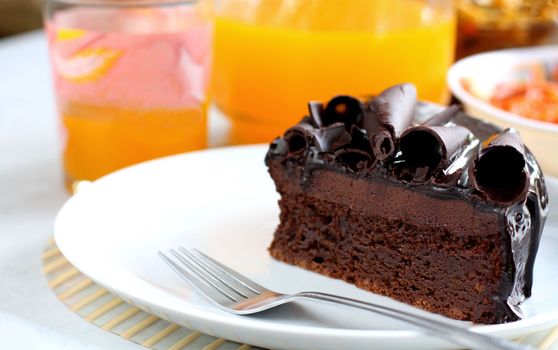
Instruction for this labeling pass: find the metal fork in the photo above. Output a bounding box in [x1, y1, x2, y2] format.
[159, 248, 533, 350]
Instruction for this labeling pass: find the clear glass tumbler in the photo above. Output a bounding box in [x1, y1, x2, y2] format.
[211, 0, 456, 145]
[44, 0, 212, 192]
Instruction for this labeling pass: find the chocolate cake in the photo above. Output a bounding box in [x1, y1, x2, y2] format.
[265, 84, 548, 324]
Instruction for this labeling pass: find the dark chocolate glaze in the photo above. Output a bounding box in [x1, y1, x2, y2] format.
[265, 84, 548, 322]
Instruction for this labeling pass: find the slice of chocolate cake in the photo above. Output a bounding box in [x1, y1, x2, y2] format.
[265, 84, 548, 324]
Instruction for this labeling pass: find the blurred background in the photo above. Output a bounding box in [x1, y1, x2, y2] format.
[3, 0, 558, 183]
[0, 0, 42, 38]
[3, 0, 558, 53]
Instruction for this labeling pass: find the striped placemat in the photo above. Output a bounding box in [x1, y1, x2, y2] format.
[43, 237, 262, 350]
[43, 237, 558, 350]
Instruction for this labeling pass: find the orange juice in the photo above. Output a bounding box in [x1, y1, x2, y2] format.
[61, 102, 206, 182]
[46, 4, 212, 190]
[212, 0, 456, 144]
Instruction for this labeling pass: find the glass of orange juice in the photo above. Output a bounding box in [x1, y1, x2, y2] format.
[44, 0, 212, 191]
[212, 0, 456, 144]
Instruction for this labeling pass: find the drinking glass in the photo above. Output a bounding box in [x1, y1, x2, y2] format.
[457, 0, 558, 59]
[44, 0, 212, 191]
[211, 0, 456, 144]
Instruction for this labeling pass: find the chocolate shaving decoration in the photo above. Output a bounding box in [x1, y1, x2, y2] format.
[349, 126, 374, 155]
[314, 123, 352, 152]
[363, 83, 417, 161]
[284, 116, 316, 154]
[399, 125, 470, 181]
[422, 105, 461, 127]
[470, 128, 530, 205]
[284, 117, 351, 154]
[322, 95, 364, 129]
[308, 101, 324, 128]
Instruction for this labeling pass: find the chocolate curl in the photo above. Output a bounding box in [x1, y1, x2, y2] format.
[349, 125, 374, 155]
[399, 125, 470, 182]
[422, 105, 461, 127]
[363, 84, 417, 161]
[469, 128, 530, 205]
[284, 118, 351, 154]
[314, 123, 352, 152]
[308, 101, 324, 128]
[322, 95, 364, 129]
[284, 116, 316, 154]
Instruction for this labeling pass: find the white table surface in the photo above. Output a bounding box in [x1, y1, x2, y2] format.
[0, 30, 556, 350]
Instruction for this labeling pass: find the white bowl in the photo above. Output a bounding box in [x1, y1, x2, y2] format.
[448, 46, 558, 177]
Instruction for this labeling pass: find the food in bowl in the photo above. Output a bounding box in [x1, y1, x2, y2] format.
[448, 46, 558, 177]
[463, 63, 558, 124]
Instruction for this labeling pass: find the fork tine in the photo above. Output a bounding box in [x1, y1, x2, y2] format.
[169, 249, 248, 302]
[158, 251, 237, 303]
[179, 248, 255, 298]
[192, 249, 267, 294]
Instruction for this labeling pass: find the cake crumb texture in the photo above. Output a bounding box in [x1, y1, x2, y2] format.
[269, 193, 517, 324]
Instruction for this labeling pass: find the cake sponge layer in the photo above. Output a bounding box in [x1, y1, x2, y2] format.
[269, 193, 518, 324]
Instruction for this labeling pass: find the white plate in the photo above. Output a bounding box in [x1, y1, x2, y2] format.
[54, 145, 558, 350]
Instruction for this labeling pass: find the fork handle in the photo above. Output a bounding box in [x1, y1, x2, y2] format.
[297, 292, 533, 350]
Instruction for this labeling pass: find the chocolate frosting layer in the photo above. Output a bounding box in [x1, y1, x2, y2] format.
[265, 83, 549, 323]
